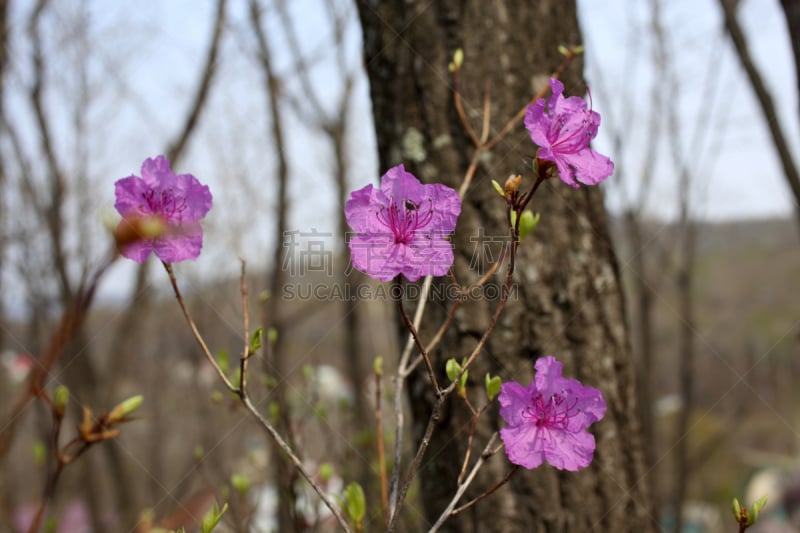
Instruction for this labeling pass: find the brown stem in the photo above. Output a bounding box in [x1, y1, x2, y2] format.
[395, 278, 440, 393]
[0, 249, 117, 461]
[375, 365, 389, 524]
[456, 407, 482, 485]
[428, 434, 506, 532]
[388, 129, 548, 531]
[163, 262, 237, 393]
[453, 68, 480, 147]
[162, 261, 353, 533]
[451, 465, 519, 516]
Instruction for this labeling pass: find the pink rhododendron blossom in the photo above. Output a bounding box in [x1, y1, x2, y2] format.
[345, 164, 461, 282]
[524, 78, 614, 188]
[114, 155, 212, 263]
[499, 355, 606, 471]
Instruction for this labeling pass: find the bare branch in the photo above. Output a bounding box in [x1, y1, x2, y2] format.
[166, 0, 228, 164]
[719, 0, 800, 234]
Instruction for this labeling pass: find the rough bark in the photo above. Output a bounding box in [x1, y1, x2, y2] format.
[356, 1, 654, 531]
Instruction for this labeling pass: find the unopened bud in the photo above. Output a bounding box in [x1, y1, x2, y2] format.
[113, 216, 167, 249]
[53, 385, 70, 417]
[231, 473, 250, 495]
[108, 395, 143, 424]
[448, 48, 464, 73]
[504, 174, 522, 196]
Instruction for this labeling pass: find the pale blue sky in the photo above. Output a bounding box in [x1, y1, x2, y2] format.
[2, 0, 798, 310]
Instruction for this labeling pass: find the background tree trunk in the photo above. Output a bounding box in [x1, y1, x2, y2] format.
[355, 1, 654, 530]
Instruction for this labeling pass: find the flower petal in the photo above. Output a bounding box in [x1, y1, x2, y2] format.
[345, 184, 383, 234]
[541, 426, 596, 471]
[114, 176, 151, 217]
[501, 424, 546, 470]
[114, 156, 212, 264]
[555, 147, 614, 187]
[153, 221, 203, 263]
[119, 238, 155, 263]
[498, 381, 534, 426]
[345, 165, 460, 282]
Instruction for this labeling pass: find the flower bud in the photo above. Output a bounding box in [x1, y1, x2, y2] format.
[108, 395, 143, 424]
[113, 216, 167, 249]
[231, 473, 250, 495]
[53, 385, 70, 417]
[504, 174, 522, 196]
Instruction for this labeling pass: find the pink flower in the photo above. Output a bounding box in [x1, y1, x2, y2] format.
[345, 165, 461, 282]
[114, 156, 212, 263]
[499, 356, 606, 471]
[525, 78, 614, 188]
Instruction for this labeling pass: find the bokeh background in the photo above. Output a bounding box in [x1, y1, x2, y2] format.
[1, 0, 799, 531]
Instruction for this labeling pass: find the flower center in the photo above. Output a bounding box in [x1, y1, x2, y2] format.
[524, 391, 579, 429]
[376, 197, 434, 244]
[142, 187, 188, 222]
[550, 114, 595, 153]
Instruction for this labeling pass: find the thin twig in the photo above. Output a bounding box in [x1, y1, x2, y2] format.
[451, 465, 518, 516]
[428, 435, 511, 532]
[388, 274, 433, 518]
[375, 364, 389, 524]
[163, 261, 353, 533]
[0, 248, 117, 461]
[404, 299, 462, 377]
[453, 68, 480, 147]
[163, 262, 237, 393]
[395, 278, 439, 393]
[456, 406, 483, 485]
[239, 260, 250, 394]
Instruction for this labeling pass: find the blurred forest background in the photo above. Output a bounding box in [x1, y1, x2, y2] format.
[0, 0, 799, 532]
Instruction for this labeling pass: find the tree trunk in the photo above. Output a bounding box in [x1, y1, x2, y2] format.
[355, 1, 654, 530]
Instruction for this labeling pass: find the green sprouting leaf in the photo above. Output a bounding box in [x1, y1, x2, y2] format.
[43, 518, 57, 533]
[302, 364, 314, 382]
[518, 211, 540, 240]
[268, 401, 280, 424]
[249, 327, 263, 354]
[485, 373, 502, 401]
[445, 358, 461, 382]
[231, 473, 250, 495]
[267, 327, 279, 344]
[32, 441, 46, 467]
[491, 179, 505, 198]
[457, 358, 469, 394]
[200, 502, 228, 533]
[342, 482, 366, 528]
[453, 48, 464, 68]
[318, 462, 334, 483]
[753, 495, 768, 513]
[731, 497, 741, 519]
[374, 356, 383, 377]
[216, 349, 230, 374]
